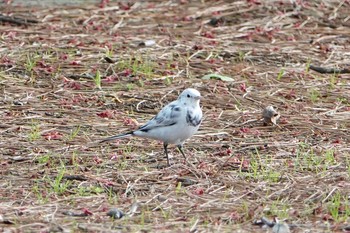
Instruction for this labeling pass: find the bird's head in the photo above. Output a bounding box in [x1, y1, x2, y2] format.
[178, 88, 202, 105]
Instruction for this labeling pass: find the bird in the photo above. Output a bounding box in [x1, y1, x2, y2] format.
[100, 88, 203, 166]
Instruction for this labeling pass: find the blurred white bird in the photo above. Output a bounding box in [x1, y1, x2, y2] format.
[101, 88, 203, 166]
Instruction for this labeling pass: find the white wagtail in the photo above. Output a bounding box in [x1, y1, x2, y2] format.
[101, 88, 203, 166]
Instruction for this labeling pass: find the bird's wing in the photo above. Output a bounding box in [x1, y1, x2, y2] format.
[137, 101, 182, 132]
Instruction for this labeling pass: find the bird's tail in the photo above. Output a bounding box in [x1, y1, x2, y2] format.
[100, 131, 134, 143]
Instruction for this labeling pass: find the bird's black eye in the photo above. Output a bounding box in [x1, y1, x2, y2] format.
[187, 94, 191, 98]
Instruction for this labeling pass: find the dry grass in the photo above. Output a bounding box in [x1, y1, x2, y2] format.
[0, 0, 349, 232]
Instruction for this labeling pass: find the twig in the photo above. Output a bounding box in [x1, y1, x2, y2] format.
[309, 64, 350, 74]
[0, 14, 39, 26]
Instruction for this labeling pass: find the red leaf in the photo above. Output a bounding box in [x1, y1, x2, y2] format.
[60, 54, 68, 60]
[247, 0, 261, 5]
[64, 81, 81, 90]
[183, 16, 193, 21]
[229, 211, 240, 221]
[69, 60, 81, 65]
[332, 139, 341, 144]
[99, 0, 109, 8]
[239, 83, 247, 92]
[193, 188, 204, 195]
[240, 127, 250, 133]
[102, 75, 119, 83]
[97, 110, 115, 119]
[42, 131, 63, 140]
[93, 156, 103, 164]
[322, 213, 333, 221]
[123, 117, 138, 127]
[82, 208, 93, 216]
[201, 31, 215, 39]
[119, 2, 132, 10]
[241, 159, 250, 169]
[37, 60, 49, 68]
[121, 69, 132, 76]
[192, 44, 204, 50]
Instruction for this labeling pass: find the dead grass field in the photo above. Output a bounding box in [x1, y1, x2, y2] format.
[0, 0, 349, 232]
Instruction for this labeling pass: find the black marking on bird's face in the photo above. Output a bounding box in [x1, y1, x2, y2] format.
[186, 110, 202, 127]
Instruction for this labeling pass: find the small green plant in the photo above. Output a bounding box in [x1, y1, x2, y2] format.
[337, 97, 348, 105]
[94, 70, 101, 89]
[264, 170, 281, 182]
[305, 58, 311, 73]
[49, 164, 71, 195]
[137, 79, 144, 88]
[139, 207, 145, 226]
[28, 120, 40, 141]
[239, 150, 281, 182]
[240, 201, 250, 221]
[25, 53, 37, 72]
[246, 154, 259, 179]
[67, 125, 81, 141]
[126, 83, 134, 91]
[295, 143, 338, 173]
[268, 199, 290, 219]
[175, 181, 183, 194]
[346, 156, 350, 178]
[24, 52, 41, 83]
[306, 148, 322, 172]
[104, 45, 113, 58]
[131, 57, 155, 78]
[115, 155, 129, 170]
[36, 153, 51, 164]
[237, 50, 246, 62]
[329, 74, 338, 88]
[296, 143, 322, 172]
[116, 57, 131, 71]
[32, 181, 49, 204]
[276, 68, 285, 81]
[324, 149, 336, 165]
[90, 186, 104, 194]
[328, 193, 340, 221]
[309, 89, 320, 103]
[116, 54, 156, 79]
[76, 186, 89, 196]
[164, 77, 172, 86]
[107, 187, 119, 204]
[159, 206, 172, 220]
[70, 151, 79, 168]
[327, 191, 350, 222]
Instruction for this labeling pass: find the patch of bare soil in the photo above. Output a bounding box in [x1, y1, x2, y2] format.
[0, 0, 349, 232]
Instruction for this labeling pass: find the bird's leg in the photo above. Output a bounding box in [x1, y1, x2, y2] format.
[177, 145, 187, 161]
[163, 143, 170, 167]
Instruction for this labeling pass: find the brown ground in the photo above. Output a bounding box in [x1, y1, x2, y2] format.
[0, 0, 349, 232]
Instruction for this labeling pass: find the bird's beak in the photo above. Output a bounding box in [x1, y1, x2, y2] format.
[195, 96, 202, 100]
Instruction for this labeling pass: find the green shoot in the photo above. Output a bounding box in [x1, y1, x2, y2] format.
[277, 68, 284, 81]
[94, 70, 101, 89]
